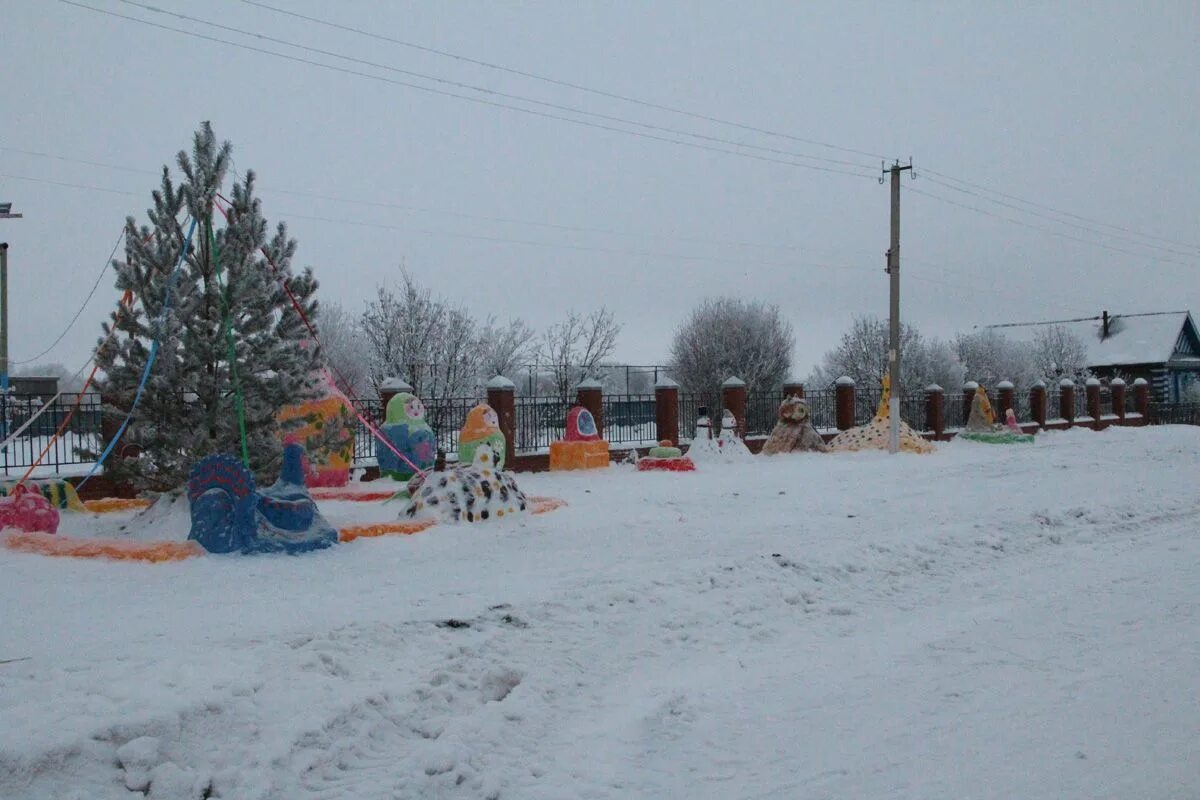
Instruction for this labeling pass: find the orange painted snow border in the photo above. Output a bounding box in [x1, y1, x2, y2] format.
[312, 489, 397, 502]
[338, 520, 436, 542]
[83, 498, 153, 514]
[3, 531, 203, 562]
[529, 496, 568, 515]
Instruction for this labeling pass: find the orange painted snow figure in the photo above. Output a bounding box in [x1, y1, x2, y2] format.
[0, 486, 60, 533]
[3, 531, 203, 562]
[550, 406, 610, 470]
[278, 377, 356, 488]
[828, 375, 935, 454]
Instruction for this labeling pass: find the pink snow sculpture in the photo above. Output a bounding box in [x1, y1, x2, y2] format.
[1005, 408, 1023, 434]
[0, 485, 61, 534]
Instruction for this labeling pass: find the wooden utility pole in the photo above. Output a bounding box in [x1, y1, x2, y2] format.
[884, 160, 911, 454]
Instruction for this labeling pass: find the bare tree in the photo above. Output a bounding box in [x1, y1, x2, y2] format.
[477, 318, 536, 381]
[539, 308, 622, 399]
[953, 328, 1039, 391]
[317, 301, 371, 398]
[669, 297, 793, 393]
[1031, 324, 1092, 383]
[808, 315, 962, 393]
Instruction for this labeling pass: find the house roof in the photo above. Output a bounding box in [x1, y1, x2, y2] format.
[986, 311, 1198, 367]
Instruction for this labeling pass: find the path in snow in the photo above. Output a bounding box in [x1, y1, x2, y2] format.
[1, 426, 1197, 799]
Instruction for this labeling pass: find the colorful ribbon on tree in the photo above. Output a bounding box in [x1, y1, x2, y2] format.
[209, 213, 250, 467]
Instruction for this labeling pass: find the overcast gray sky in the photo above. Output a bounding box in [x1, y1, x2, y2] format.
[2, 0, 1197, 382]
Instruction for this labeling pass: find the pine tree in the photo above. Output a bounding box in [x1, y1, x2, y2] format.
[92, 122, 322, 492]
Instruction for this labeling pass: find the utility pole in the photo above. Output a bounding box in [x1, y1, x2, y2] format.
[883, 160, 911, 454]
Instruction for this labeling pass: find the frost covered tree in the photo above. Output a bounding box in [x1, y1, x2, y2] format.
[1030, 324, 1092, 383]
[669, 297, 793, 394]
[477, 318, 535, 381]
[953, 329, 1039, 391]
[92, 122, 321, 492]
[808, 315, 962, 393]
[539, 308, 622, 400]
[317, 301, 370, 398]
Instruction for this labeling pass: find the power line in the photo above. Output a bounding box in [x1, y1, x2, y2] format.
[921, 167, 1200, 252]
[919, 174, 1198, 260]
[60, 1, 877, 180]
[119, 0, 876, 173]
[1, 173, 142, 198]
[237, 0, 892, 163]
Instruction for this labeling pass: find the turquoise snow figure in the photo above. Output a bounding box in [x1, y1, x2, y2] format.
[378, 392, 437, 481]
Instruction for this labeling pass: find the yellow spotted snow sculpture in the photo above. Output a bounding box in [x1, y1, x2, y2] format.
[828, 375, 935, 454]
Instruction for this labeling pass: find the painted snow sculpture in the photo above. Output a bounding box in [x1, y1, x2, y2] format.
[549, 406, 610, 471]
[0, 485, 60, 534]
[378, 392, 437, 481]
[403, 444, 527, 523]
[958, 386, 1034, 445]
[277, 377, 356, 487]
[715, 409, 753, 461]
[636, 440, 696, 472]
[0, 478, 86, 512]
[1005, 408, 1024, 434]
[761, 396, 829, 455]
[187, 442, 338, 555]
[457, 403, 507, 470]
[828, 375, 935, 454]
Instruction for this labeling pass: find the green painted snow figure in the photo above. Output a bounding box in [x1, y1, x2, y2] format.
[378, 392, 437, 481]
[457, 403, 507, 470]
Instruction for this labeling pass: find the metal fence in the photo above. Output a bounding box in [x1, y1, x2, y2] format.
[0, 393, 104, 474]
[1148, 402, 1200, 425]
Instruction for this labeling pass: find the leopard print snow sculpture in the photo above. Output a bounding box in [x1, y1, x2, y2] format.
[761, 396, 828, 454]
[403, 444, 527, 524]
[828, 375, 935, 454]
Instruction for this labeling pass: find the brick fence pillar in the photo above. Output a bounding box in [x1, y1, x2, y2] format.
[654, 377, 679, 446]
[962, 381, 979, 427]
[782, 381, 805, 399]
[997, 380, 1015, 421]
[378, 376, 413, 412]
[721, 376, 747, 437]
[925, 384, 944, 437]
[576, 378, 604, 438]
[1059, 379, 1076, 426]
[486, 375, 516, 467]
[1086, 378, 1102, 427]
[1030, 381, 1047, 427]
[1133, 378, 1150, 417]
[835, 376, 856, 431]
[1111, 378, 1126, 420]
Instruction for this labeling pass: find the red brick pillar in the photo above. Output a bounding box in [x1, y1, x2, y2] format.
[925, 384, 945, 437]
[486, 375, 516, 467]
[997, 380, 1015, 421]
[1133, 378, 1150, 417]
[962, 381, 978, 427]
[1030, 381, 1047, 427]
[378, 376, 413, 413]
[1085, 378, 1101, 427]
[721, 376, 747, 437]
[1059, 379, 1076, 425]
[835, 376, 856, 431]
[576, 378, 604, 438]
[1111, 378, 1127, 420]
[654, 377, 679, 446]
[783, 381, 805, 399]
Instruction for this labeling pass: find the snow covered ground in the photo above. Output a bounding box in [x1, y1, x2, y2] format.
[2, 425, 1198, 799]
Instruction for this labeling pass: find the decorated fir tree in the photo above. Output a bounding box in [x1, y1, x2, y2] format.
[91, 122, 322, 492]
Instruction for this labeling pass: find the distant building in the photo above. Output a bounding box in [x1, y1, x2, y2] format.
[987, 311, 1200, 403]
[10, 375, 59, 398]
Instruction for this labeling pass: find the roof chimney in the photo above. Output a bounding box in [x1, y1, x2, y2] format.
[1102, 310, 1110, 339]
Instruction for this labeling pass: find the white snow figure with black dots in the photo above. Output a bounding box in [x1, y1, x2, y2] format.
[403, 445, 528, 523]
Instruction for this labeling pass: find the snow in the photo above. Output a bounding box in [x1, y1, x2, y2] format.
[3, 426, 1200, 799]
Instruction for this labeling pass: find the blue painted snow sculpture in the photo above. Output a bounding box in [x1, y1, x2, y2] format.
[377, 392, 437, 481]
[187, 443, 338, 555]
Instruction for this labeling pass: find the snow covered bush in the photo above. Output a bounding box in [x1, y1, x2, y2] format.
[808, 316, 962, 393]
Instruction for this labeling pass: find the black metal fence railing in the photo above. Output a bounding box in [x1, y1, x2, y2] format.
[602, 394, 657, 447]
[677, 392, 719, 443]
[0, 393, 104, 474]
[1148, 402, 1200, 425]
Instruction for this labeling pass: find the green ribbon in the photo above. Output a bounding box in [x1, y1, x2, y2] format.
[209, 212, 250, 468]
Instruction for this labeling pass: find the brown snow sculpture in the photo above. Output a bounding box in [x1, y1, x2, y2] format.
[761, 396, 828, 455]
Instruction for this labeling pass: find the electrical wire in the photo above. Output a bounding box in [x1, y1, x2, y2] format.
[59, 1, 878, 180]
[236, 0, 891, 163]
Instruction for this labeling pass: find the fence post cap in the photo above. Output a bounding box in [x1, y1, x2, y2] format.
[963, 381, 979, 390]
[997, 380, 1014, 390]
[1132, 377, 1149, 386]
[379, 376, 413, 393]
[1110, 377, 1126, 387]
[1059, 378, 1075, 388]
[1085, 377, 1101, 387]
[721, 376, 746, 388]
[576, 377, 603, 390]
[1032, 379, 1046, 389]
[835, 375, 855, 387]
[654, 376, 679, 389]
[925, 383, 943, 393]
[486, 375, 515, 390]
